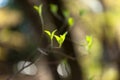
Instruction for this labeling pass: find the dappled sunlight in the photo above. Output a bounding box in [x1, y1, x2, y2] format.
[0, 9, 23, 28]
[102, 65, 119, 80]
[0, 29, 27, 49]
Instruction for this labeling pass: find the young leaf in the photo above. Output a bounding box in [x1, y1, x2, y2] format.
[54, 35, 60, 43]
[85, 35, 93, 51]
[34, 4, 43, 16]
[44, 30, 51, 38]
[34, 5, 39, 12]
[39, 4, 43, 16]
[62, 32, 68, 39]
[44, 29, 57, 40]
[68, 17, 74, 27]
[54, 32, 68, 47]
[86, 35, 92, 46]
[50, 4, 58, 14]
[60, 32, 68, 42]
[54, 35, 62, 47]
[44, 30, 57, 47]
[79, 9, 85, 16]
[63, 10, 70, 18]
[51, 29, 57, 40]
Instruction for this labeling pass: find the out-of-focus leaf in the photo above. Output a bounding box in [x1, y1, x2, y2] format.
[68, 17, 74, 27]
[44, 30, 51, 39]
[86, 35, 93, 47]
[34, 5, 39, 12]
[51, 29, 57, 40]
[34, 4, 43, 16]
[85, 35, 93, 51]
[39, 4, 43, 16]
[79, 9, 86, 16]
[50, 4, 58, 14]
[63, 10, 70, 18]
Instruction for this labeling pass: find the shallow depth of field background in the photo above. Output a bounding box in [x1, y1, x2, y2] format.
[0, 0, 120, 80]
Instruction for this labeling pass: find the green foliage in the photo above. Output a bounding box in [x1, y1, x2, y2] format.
[63, 10, 70, 18]
[54, 32, 68, 48]
[34, 4, 43, 16]
[44, 29, 57, 40]
[44, 29, 67, 48]
[85, 35, 93, 51]
[44, 29, 57, 47]
[34, 4, 44, 30]
[79, 9, 86, 16]
[68, 17, 74, 27]
[50, 4, 58, 14]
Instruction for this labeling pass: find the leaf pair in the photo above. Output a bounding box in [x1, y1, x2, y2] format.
[44, 29, 57, 40]
[34, 4, 43, 16]
[44, 29, 68, 48]
[54, 32, 68, 48]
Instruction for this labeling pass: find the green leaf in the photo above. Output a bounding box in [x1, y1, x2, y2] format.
[63, 10, 70, 18]
[60, 35, 63, 42]
[54, 32, 68, 48]
[50, 4, 58, 14]
[85, 35, 93, 51]
[68, 17, 74, 27]
[79, 9, 85, 16]
[51, 29, 57, 40]
[54, 35, 60, 43]
[62, 32, 68, 39]
[59, 36, 63, 46]
[34, 5, 39, 12]
[44, 30, 51, 38]
[86, 36, 92, 44]
[45, 29, 57, 41]
[39, 4, 43, 16]
[34, 4, 43, 16]
[60, 32, 68, 42]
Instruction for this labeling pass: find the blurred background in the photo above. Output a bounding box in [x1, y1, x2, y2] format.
[0, 0, 120, 80]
